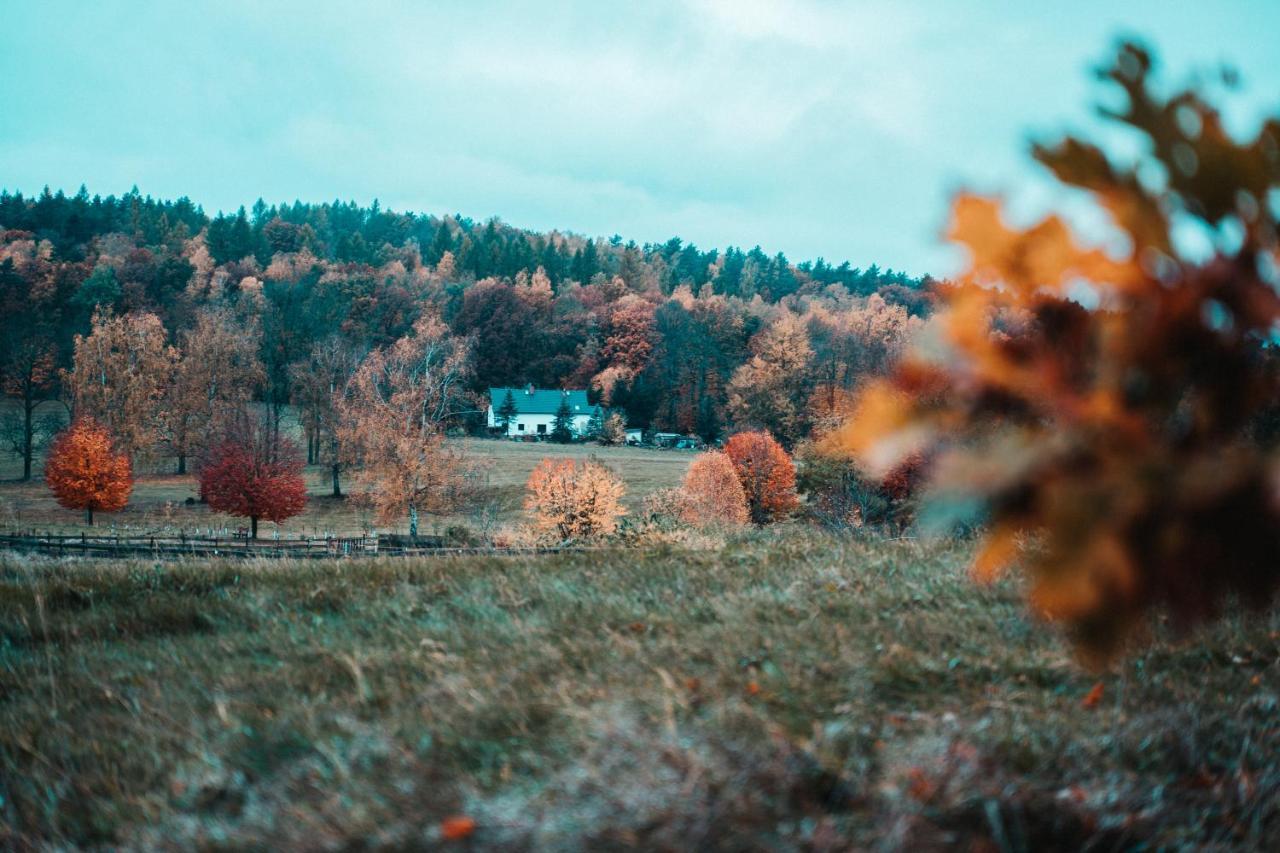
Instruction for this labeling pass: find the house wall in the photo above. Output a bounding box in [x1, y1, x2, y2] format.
[486, 407, 594, 437]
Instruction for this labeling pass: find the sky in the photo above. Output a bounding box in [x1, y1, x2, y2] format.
[1, 0, 1278, 277]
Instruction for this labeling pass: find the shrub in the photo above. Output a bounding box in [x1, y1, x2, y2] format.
[680, 451, 750, 528]
[796, 440, 884, 529]
[640, 487, 691, 523]
[443, 524, 481, 547]
[598, 412, 627, 445]
[796, 440, 926, 531]
[723, 431, 798, 524]
[524, 457, 626, 541]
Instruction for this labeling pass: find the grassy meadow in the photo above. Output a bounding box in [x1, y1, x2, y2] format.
[2, 534, 1277, 849]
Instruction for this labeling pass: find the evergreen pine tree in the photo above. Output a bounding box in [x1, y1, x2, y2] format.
[497, 389, 519, 435]
[229, 208, 254, 260]
[539, 239, 562, 285]
[585, 406, 603, 441]
[428, 218, 454, 263]
[551, 398, 574, 443]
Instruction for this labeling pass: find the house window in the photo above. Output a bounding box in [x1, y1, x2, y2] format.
[517, 423, 525, 431]
[537, 423, 546, 434]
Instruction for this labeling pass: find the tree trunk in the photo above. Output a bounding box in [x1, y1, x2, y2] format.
[21, 398, 34, 482]
[176, 454, 186, 475]
[86, 506, 94, 526]
[409, 504, 418, 538]
[251, 516, 259, 538]
[331, 462, 342, 498]
[272, 397, 286, 442]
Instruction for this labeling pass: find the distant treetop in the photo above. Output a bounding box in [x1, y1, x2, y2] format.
[0, 186, 932, 301]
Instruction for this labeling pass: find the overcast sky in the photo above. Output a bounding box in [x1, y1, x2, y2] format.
[2, 0, 1277, 275]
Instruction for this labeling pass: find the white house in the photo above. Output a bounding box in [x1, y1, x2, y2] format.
[487, 385, 599, 438]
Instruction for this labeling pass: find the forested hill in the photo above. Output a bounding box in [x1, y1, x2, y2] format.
[0, 187, 931, 302]
[1, 185, 934, 462]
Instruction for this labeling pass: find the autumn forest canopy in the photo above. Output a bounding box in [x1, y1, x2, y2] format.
[0, 183, 932, 457]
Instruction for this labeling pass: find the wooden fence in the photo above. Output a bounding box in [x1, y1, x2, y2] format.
[0, 531, 584, 560]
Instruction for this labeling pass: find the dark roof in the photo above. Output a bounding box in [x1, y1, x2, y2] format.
[489, 387, 594, 415]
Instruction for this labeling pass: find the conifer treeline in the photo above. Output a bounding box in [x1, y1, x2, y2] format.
[0, 186, 929, 299]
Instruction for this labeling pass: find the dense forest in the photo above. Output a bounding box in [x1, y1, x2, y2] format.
[0, 185, 934, 476]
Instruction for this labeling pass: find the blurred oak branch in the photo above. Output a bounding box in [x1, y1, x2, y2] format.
[829, 41, 1280, 665]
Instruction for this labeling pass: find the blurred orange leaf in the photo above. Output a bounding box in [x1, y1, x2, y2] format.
[971, 525, 1021, 583]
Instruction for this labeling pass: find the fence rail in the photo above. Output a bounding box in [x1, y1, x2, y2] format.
[0, 532, 585, 560]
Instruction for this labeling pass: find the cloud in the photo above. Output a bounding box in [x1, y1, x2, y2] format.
[5, 0, 1280, 277]
[687, 0, 919, 51]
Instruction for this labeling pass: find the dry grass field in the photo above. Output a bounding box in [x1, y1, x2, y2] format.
[0, 413, 692, 538]
[2, 535, 1277, 849]
[4, 407, 1278, 850]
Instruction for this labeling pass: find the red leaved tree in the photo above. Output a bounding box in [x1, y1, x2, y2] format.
[723, 431, 799, 524]
[680, 450, 750, 528]
[525, 457, 626, 541]
[199, 418, 307, 538]
[830, 42, 1280, 664]
[45, 417, 133, 525]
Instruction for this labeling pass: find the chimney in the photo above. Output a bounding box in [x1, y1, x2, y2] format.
[525, 383, 534, 395]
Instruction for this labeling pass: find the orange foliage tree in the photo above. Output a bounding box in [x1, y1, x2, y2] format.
[830, 42, 1280, 664]
[289, 335, 359, 497]
[727, 312, 814, 445]
[198, 418, 307, 538]
[524, 457, 626, 540]
[67, 308, 176, 462]
[594, 293, 657, 404]
[680, 450, 750, 528]
[807, 295, 923, 426]
[164, 307, 264, 474]
[335, 313, 477, 535]
[44, 417, 133, 525]
[723, 431, 799, 524]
